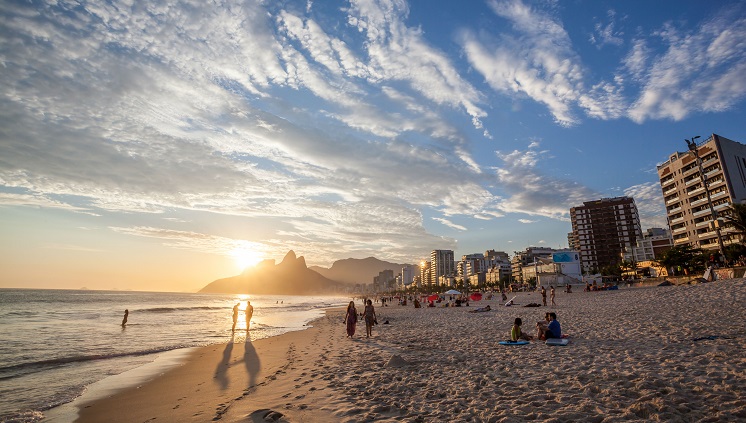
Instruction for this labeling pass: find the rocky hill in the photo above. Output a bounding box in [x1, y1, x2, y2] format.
[199, 250, 343, 295]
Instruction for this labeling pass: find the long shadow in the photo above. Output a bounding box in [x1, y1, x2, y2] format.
[244, 339, 260, 388]
[214, 334, 235, 390]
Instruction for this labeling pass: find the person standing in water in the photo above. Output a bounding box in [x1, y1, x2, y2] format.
[231, 302, 240, 332]
[121, 309, 129, 327]
[245, 301, 254, 332]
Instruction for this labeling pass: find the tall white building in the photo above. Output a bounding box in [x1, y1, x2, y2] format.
[430, 250, 454, 287]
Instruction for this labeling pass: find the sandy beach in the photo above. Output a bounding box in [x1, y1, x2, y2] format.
[73, 279, 746, 422]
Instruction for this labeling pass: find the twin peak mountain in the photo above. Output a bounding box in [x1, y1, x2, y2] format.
[199, 250, 411, 295]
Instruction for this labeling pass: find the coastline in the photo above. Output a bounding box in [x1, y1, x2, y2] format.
[64, 281, 746, 422]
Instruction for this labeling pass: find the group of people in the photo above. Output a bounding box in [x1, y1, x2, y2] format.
[510, 312, 562, 342]
[344, 299, 377, 339]
[231, 301, 254, 333]
[540, 286, 557, 306]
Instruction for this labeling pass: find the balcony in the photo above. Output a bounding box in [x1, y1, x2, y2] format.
[672, 226, 687, 234]
[665, 197, 680, 205]
[685, 178, 699, 186]
[670, 216, 684, 224]
[668, 206, 682, 214]
[687, 186, 704, 196]
[693, 208, 713, 218]
[690, 197, 708, 207]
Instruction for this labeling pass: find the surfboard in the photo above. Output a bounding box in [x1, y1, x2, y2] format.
[545, 338, 569, 346]
[499, 340, 529, 346]
[505, 296, 516, 306]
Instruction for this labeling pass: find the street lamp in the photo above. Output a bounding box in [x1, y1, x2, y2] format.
[685, 136, 725, 261]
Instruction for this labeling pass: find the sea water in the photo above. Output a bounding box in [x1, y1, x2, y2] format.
[0, 289, 349, 422]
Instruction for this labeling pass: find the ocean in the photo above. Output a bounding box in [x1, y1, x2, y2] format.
[0, 289, 349, 423]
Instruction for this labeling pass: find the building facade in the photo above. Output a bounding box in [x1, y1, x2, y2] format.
[623, 228, 674, 262]
[656, 134, 746, 252]
[430, 250, 455, 287]
[570, 196, 643, 274]
[511, 247, 556, 283]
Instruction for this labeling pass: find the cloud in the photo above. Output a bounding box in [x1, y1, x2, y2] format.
[432, 217, 468, 231]
[623, 182, 668, 229]
[628, 10, 746, 122]
[518, 219, 537, 224]
[461, 0, 627, 125]
[589, 10, 625, 48]
[492, 143, 599, 220]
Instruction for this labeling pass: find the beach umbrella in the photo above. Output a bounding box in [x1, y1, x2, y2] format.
[469, 292, 483, 301]
[444, 289, 461, 295]
[427, 294, 440, 302]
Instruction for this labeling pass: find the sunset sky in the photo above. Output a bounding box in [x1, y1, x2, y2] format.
[2, 0, 745, 292]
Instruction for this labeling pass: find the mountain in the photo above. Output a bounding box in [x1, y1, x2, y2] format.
[309, 257, 414, 285]
[199, 250, 342, 295]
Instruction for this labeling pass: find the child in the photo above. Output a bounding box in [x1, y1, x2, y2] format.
[510, 318, 532, 341]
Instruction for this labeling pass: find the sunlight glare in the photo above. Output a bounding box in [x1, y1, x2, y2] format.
[231, 246, 263, 271]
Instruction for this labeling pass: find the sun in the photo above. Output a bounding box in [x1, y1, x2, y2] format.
[231, 247, 263, 271]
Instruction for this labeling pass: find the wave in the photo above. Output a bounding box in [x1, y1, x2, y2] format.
[136, 306, 225, 313]
[0, 346, 187, 380]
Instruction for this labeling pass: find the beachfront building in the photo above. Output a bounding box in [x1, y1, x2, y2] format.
[430, 250, 455, 288]
[521, 251, 582, 287]
[656, 134, 746, 253]
[373, 269, 395, 292]
[511, 247, 556, 284]
[623, 228, 674, 262]
[570, 196, 643, 275]
[401, 265, 417, 288]
[420, 261, 432, 290]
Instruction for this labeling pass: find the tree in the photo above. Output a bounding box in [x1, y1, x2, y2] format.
[721, 202, 746, 236]
[656, 244, 706, 275]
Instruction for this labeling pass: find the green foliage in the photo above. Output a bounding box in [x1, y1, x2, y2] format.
[724, 243, 746, 263]
[656, 244, 707, 272]
[721, 202, 746, 236]
[600, 264, 622, 277]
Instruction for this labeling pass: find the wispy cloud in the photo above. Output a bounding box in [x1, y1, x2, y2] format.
[627, 10, 746, 122]
[590, 10, 625, 48]
[492, 142, 599, 220]
[433, 217, 468, 231]
[624, 182, 667, 229]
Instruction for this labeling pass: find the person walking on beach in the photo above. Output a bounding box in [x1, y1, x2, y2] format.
[363, 299, 377, 338]
[344, 301, 358, 338]
[550, 286, 556, 306]
[121, 309, 129, 327]
[245, 301, 254, 332]
[541, 286, 547, 306]
[231, 302, 240, 332]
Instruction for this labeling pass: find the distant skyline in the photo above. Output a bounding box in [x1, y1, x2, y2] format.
[2, 0, 745, 291]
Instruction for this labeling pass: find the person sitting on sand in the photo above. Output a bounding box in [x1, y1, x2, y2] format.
[539, 312, 561, 340]
[536, 312, 550, 339]
[510, 318, 532, 341]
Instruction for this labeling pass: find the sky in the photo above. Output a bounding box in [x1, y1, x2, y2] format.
[1, 0, 746, 292]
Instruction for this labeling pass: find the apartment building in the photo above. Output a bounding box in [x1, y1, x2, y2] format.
[657, 134, 746, 251]
[622, 228, 674, 262]
[570, 196, 642, 274]
[430, 250, 455, 287]
[511, 247, 556, 283]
